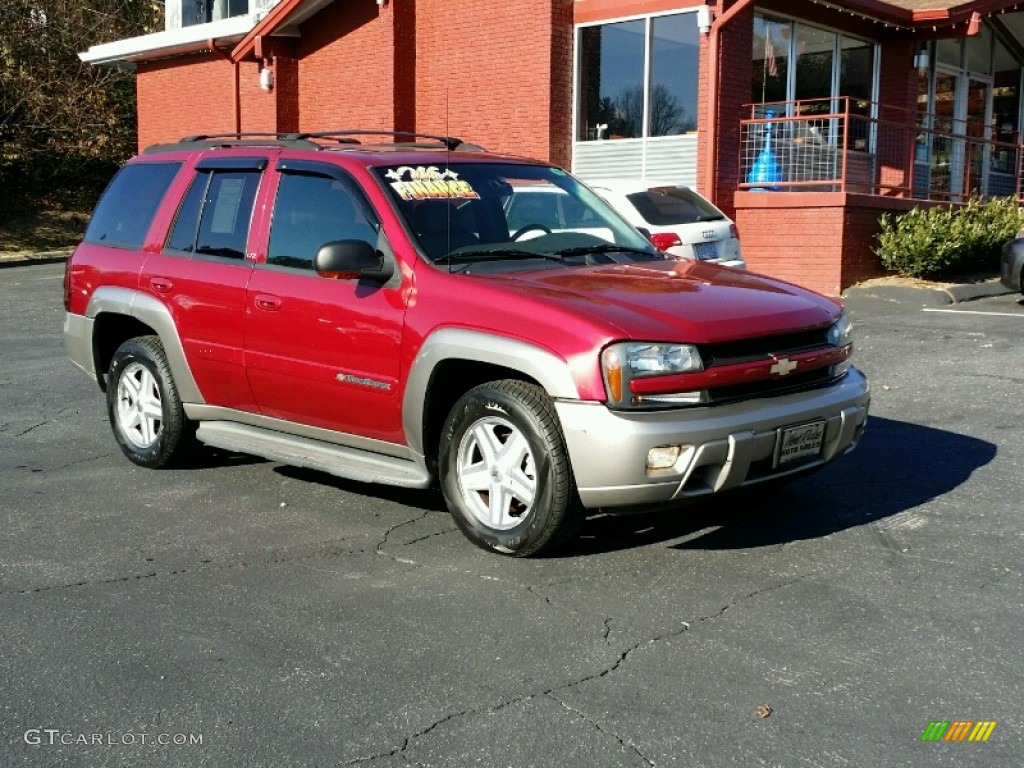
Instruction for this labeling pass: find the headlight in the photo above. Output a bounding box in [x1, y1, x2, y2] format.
[827, 312, 853, 348]
[601, 342, 703, 408]
[827, 312, 853, 378]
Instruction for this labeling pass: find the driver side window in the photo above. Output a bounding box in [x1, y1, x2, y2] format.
[268, 173, 379, 270]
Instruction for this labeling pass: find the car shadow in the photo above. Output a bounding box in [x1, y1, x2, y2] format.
[272, 464, 449, 513]
[557, 416, 996, 557]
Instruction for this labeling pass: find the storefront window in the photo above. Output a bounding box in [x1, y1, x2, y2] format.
[752, 15, 789, 105]
[649, 14, 699, 135]
[794, 24, 834, 112]
[577, 13, 699, 141]
[752, 14, 876, 117]
[965, 24, 993, 74]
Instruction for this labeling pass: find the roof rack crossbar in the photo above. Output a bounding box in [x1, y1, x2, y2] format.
[287, 129, 466, 151]
[143, 130, 483, 155]
[180, 132, 299, 142]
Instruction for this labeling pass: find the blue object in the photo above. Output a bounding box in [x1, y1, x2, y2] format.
[747, 110, 782, 191]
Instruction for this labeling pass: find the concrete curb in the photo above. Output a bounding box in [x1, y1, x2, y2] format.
[843, 276, 1012, 306]
[0, 249, 72, 269]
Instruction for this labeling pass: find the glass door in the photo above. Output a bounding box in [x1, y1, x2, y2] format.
[963, 76, 993, 197]
[930, 69, 958, 198]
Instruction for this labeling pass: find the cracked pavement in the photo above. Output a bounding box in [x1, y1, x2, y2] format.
[2, 264, 1023, 767]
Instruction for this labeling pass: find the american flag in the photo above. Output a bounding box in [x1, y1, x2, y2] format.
[764, 28, 778, 78]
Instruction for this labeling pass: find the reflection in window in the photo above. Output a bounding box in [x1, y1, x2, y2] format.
[166, 170, 260, 260]
[752, 15, 789, 106]
[268, 173, 378, 270]
[649, 15, 698, 135]
[752, 14, 876, 130]
[577, 13, 699, 141]
[794, 23, 834, 111]
[578, 20, 644, 140]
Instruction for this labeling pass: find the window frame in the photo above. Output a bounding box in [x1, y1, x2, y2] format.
[262, 161, 382, 275]
[163, 165, 263, 263]
[574, 9, 701, 143]
[752, 12, 880, 122]
[83, 161, 183, 251]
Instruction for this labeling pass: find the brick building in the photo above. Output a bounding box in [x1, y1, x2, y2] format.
[81, 0, 1024, 294]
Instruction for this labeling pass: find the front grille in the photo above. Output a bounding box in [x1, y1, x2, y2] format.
[700, 328, 830, 366]
[707, 368, 840, 405]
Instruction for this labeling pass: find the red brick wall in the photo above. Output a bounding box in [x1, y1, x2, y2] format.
[239, 59, 277, 134]
[709, 4, 754, 219]
[137, 53, 237, 150]
[735, 193, 847, 295]
[734, 191, 921, 295]
[296, 1, 397, 130]
[416, 0, 567, 164]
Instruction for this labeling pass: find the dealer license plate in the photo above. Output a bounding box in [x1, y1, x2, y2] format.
[775, 421, 826, 466]
[692, 242, 718, 260]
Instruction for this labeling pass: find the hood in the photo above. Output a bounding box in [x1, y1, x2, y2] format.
[490, 260, 840, 344]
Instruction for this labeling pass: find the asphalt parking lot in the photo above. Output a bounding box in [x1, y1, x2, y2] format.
[2, 262, 1022, 767]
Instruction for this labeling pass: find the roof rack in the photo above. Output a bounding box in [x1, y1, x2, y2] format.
[285, 130, 479, 152]
[143, 129, 484, 155]
[143, 132, 322, 154]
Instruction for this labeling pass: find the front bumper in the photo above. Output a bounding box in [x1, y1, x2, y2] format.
[556, 368, 869, 508]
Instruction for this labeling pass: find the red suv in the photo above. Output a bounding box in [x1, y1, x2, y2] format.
[64, 130, 869, 556]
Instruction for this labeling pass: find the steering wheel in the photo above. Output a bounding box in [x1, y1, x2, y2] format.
[511, 224, 553, 241]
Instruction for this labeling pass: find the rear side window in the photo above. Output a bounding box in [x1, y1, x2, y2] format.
[83, 163, 181, 249]
[166, 170, 261, 260]
[625, 188, 725, 226]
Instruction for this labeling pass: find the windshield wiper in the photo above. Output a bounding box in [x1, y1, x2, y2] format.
[554, 243, 658, 259]
[696, 214, 726, 222]
[434, 248, 565, 265]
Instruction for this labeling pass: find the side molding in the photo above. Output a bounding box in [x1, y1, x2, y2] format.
[86, 286, 205, 404]
[402, 328, 580, 460]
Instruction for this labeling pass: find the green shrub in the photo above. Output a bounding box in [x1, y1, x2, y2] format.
[875, 195, 1024, 278]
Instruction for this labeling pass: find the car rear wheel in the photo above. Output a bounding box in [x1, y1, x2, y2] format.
[107, 335, 195, 469]
[439, 380, 582, 556]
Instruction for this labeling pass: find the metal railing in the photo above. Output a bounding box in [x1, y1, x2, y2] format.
[738, 97, 1024, 201]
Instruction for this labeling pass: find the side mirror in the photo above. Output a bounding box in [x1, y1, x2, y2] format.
[637, 226, 653, 242]
[314, 240, 394, 282]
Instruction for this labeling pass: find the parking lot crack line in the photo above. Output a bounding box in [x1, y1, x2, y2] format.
[0, 540, 363, 596]
[341, 578, 808, 767]
[344, 704, 501, 765]
[546, 692, 655, 767]
[550, 575, 809, 695]
[375, 511, 432, 558]
[14, 419, 50, 437]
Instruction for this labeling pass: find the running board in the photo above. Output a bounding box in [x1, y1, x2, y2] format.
[196, 421, 433, 489]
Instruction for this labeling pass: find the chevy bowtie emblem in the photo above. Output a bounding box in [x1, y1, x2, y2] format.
[770, 357, 798, 376]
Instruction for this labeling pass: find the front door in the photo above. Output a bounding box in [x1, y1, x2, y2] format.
[244, 162, 408, 446]
[928, 67, 992, 200]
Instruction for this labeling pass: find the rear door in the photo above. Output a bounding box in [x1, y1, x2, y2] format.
[140, 155, 266, 410]
[243, 160, 408, 445]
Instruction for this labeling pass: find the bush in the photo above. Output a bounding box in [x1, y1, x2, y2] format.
[875, 195, 1024, 278]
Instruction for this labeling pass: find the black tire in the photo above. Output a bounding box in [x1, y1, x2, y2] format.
[106, 335, 195, 469]
[439, 380, 582, 556]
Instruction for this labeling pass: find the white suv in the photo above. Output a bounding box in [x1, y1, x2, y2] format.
[588, 179, 745, 269]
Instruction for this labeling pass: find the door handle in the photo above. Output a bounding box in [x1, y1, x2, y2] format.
[150, 277, 173, 294]
[254, 293, 282, 311]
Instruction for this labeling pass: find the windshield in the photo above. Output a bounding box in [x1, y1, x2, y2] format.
[372, 162, 664, 270]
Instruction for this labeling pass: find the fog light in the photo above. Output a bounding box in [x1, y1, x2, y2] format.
[647, 445, 684, 470]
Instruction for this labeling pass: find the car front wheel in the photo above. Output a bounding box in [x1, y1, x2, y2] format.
[106, 335, 194, 469]
[439, 380, 582, 556]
